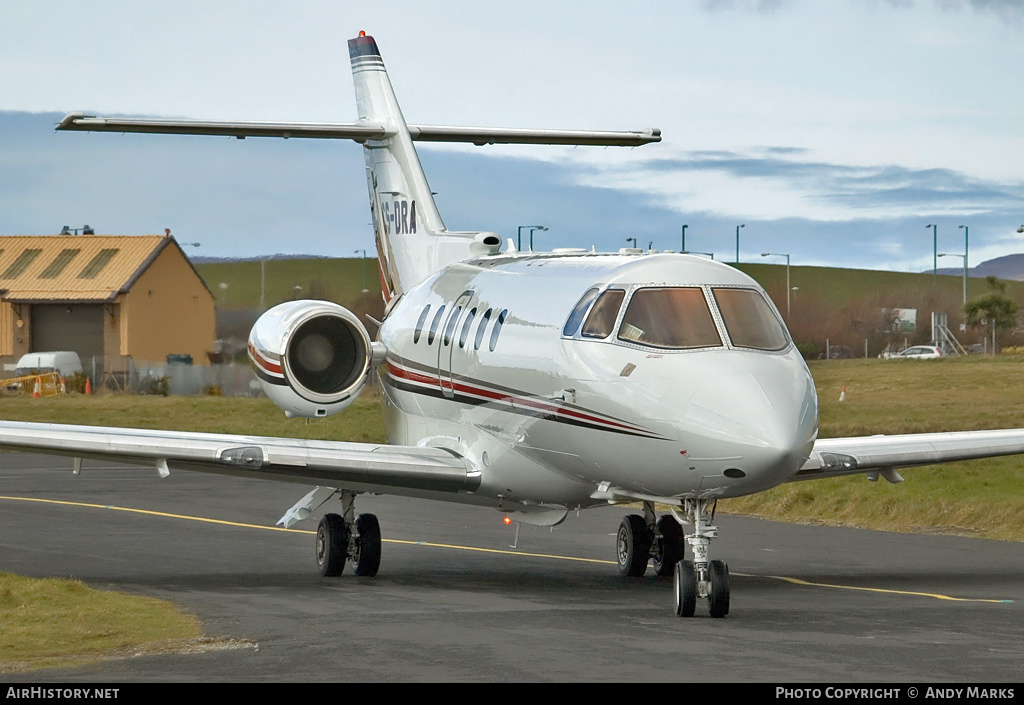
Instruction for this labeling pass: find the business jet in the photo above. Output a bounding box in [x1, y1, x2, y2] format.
[4, 32, 1024, 618]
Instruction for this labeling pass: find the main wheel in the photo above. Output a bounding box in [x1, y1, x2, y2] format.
[652, 515, 684, 577]
[353, 513, 382, 577]
[316, 513, 348, 577]
[674, 560, 696, 617]
[708, 559, 730, 618]
[616, 514, 652, 577]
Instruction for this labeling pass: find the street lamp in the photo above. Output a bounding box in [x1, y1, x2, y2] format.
[683, 251, 715, 259]
[529, 226, 548, 252]
[625, 237, 638, 249]
[938, 253, 967, 307]
[681, 224, 689, 252]
[761, 252, 791, 317]
[355, 249, 369, 292]
[735, 224, 745, 264]
[517, 224, 546, 251]
[926, 224, 937, 282]
[958, 224, 969, 301]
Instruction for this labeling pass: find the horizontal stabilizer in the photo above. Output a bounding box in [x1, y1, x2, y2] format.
[56, 113, 661, 146]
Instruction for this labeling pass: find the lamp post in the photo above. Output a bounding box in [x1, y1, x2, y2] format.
[681, 224, 689, 252]
[517, 224, 546, 251]
[684, 251, 715, 259]
[355, 249, 369, 292]
[938, 253, 968, 307]
[735, 224, 745, 264]
[761, 252, 791, 317]
[529, 226, 548, 252]
[958, 225, 969, 301]
[926, 224, 937, 282]
[625, 237, 638, 249]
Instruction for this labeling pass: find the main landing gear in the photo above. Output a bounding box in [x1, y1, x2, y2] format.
[616, 498, 729, 618]
[315, 491, 382, 577]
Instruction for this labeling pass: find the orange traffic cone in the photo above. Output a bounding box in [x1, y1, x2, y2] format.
[32, 377, 41, 398]
[84, 377, 92, 395]
[60, 376, 66, 394]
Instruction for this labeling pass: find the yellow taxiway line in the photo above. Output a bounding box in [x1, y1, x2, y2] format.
[1, 494, 1014, 603]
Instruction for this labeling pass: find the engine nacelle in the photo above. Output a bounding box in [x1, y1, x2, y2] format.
[248, 300, 382, 418]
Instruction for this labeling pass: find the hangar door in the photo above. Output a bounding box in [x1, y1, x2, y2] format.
[30, 304, 106, 362]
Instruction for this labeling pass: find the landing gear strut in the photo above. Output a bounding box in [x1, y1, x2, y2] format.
[672, 498, 729, 618]
[315, 491, 382, 578]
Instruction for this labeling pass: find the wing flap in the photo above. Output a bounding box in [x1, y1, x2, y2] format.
[56, 113, 661, 146]
[0, 421, 479, 494]
[793, 429, 1024, 481]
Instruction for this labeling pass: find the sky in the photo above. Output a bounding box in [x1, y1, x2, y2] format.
[1, 0, 1023, 270]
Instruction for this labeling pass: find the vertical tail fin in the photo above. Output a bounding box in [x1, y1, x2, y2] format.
[349, 33, 497, 302]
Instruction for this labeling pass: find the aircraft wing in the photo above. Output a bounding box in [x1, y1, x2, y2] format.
[56, 113, 661, 146]
[792, 429, 1024, 481]
[0, 420, 479, 494]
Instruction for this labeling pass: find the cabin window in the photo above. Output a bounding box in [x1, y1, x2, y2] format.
[475, 309, 492, 350]
[459, 308, 477, 348]
[618, 287, 722, 349]
[443, 306, 462, 346]
[414, 305, 431, 344]
[563, 287, 600, 337]
[427, 304, 446, 345]
[488, 309, 508, 352]
[581, 290, 625, 339]
[713, 288, 789, 351]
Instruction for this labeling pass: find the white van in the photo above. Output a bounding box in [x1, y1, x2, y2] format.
[14, 351, 83, 378]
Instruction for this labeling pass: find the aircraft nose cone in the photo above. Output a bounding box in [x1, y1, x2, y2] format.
[680, 353, 817, 491]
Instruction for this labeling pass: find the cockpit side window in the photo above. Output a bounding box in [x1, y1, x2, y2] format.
[712, 288, 790, 351]
[617, 287, 722, 349]
[563, 287, 600, 337]
[581, 290, 625, 339]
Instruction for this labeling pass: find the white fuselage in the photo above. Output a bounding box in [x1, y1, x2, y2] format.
[376, 251, 819, 514]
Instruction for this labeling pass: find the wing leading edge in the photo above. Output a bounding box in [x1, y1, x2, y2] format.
[794, 429, 1024, 481]
[56, 113, 662, 147]
[0, 420, 479, 494]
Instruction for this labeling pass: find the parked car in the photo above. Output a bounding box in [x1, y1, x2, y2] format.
[14, 351, 83, 378]
[893, 345, 943, 359]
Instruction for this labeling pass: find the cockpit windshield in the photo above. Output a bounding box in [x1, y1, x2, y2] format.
[712, 288, 789, 351]
[617, 287, 722, 349]
[563, 284, 790, 353]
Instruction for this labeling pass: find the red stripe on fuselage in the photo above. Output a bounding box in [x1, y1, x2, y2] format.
[384, 360, 653, 436]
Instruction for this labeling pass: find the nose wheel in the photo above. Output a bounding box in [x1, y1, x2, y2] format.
[672, 498, 730, 618]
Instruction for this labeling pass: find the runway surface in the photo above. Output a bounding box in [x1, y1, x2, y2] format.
[1, 453, 1022, 682]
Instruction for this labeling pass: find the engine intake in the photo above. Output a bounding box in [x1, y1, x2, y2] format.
[248, 300, 380, 418]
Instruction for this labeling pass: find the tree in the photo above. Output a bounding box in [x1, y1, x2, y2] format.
[964, 276, 1019, 352]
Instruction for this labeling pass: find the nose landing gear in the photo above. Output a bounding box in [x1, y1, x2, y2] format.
[673, 498, 729, 618]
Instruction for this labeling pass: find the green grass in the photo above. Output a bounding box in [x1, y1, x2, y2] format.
[0, 572, 202, 673]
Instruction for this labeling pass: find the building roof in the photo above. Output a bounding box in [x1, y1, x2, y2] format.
[0, 235, 199, 303]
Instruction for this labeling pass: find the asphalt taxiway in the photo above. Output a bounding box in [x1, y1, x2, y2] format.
[1, 453, 1022, 682]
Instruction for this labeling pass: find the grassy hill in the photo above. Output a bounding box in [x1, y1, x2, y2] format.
[196, 256, 1024, 355]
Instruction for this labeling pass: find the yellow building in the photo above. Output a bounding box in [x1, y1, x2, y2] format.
[0, 234, 215, 371]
